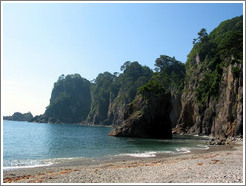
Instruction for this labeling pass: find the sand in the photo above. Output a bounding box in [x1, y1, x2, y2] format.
[2, 141, 244, 184]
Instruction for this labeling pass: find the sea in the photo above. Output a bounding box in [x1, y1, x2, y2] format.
[2, 120, 209, 170]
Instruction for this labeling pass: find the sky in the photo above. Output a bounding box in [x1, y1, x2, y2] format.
[1, 1, 244, 116]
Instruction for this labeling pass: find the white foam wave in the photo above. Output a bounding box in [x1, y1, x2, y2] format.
[197, 144, 209, 150]
[120, 151, 157, 158]
[3, 156, 90, 170]
[3, 162, 53, 170]
[175, 148, 191, 153]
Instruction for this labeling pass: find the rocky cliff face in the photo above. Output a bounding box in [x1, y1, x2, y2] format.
[169, 94, 182, 128]
[109, 92, 172, 139]
[213, 62, 243, 137]
[106, 94, 126, 126]
[86, 62, 153, 126]
[31, 74, 91, 124]
[174, 57, 243, 138]
[173, 16, 243, 138]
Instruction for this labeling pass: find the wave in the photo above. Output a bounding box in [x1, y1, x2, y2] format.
[175, 148, 191, 153]
[197, 144, 209, 150]
[3, 160, 53, 170]
[3, 156, 92, 170]
[118, 151, 157, 158]
[118, 150, 177, 158]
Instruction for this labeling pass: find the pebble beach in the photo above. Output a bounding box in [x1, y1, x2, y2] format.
[2, 141, 244, 184]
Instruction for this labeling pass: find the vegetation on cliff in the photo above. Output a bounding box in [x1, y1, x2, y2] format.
[186, 15, 243, 106]
[44, 74, 91, 123]
[138, 55, 185, 97]
[87, 61, 153, 125]
[110, 55, 185, 138]
[175, 15, 243, 137]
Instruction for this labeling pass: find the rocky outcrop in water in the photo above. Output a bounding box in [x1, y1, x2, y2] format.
[109, 92, 172, 139]
[3, 112, 33, 122]
[29, 114, 63, 124]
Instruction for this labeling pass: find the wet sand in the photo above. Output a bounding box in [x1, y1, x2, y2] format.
[2, 141, 244, 184]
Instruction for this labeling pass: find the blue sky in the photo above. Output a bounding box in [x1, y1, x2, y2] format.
[2, 2, 244, 116]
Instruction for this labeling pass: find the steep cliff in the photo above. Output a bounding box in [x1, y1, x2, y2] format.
[174, 16, 243, 138]
[86, 72, 117, 125]
[31, 74, 91, 124]
[86, 62, 152, 125]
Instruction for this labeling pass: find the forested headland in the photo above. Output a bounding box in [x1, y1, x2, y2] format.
[26, 16, 243, 139]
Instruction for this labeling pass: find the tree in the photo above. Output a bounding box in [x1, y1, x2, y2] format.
[58, 74, 65, 81]
[120, 61, 131, 71]
[139, 55, 185, 96]
[193, 28, 208, 45]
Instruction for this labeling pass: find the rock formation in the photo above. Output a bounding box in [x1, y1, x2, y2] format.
[3, 112, 33, 122]
[109, 91, 172, 139]
[173, 16, 243, 138]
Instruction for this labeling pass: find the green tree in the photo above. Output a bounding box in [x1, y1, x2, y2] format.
[138, 55, 185, 97]
[193, 28, 208, 44]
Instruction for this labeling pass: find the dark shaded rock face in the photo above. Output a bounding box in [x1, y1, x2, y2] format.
[87, 93, 127, 126]
[3, 112, 33, 122]
[109, 92, 172, 139]
[29, 115, 62, 124]
[169, 94, 182, 128]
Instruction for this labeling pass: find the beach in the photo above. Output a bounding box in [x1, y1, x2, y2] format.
[2, 141, 244, 184]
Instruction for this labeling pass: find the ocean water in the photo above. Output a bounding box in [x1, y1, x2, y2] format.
[3, 120, 209, 169]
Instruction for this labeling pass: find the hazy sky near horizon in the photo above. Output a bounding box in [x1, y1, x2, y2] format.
[2, 2, 243, 116]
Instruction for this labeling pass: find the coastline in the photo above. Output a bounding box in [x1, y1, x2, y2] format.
[3, 141, 243, 184]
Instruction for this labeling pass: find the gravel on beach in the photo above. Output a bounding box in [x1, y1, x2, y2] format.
[3, 141, 244, 184]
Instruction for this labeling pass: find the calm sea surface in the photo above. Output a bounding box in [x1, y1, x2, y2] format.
[3, 120, 209, 169]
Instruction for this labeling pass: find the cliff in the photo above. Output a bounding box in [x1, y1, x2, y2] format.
[173, 16, 243, 138]
[31, 74, 91, 124]
[109, 16, 243, 139]
[86, 62, 153, 126]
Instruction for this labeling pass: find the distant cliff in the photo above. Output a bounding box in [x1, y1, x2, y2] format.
[4, 112, 33, 122]
[87, 62, 153, 126]
[31, 62, 152, 125]
[31, 74, 91, 124]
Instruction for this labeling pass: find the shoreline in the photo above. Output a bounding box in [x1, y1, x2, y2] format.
[3, 141, 243, 184]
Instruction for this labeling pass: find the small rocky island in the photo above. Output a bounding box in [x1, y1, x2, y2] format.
[3, 112, 33, 122]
